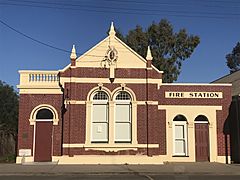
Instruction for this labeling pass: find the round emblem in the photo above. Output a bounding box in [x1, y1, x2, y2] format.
[106, 46, 118, 63]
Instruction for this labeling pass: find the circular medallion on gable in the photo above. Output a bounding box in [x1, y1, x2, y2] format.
[106, 46, 118, 64]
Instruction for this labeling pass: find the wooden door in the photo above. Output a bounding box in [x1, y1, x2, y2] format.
[34, 121, 53, 162]
[195, 123, 209, 162]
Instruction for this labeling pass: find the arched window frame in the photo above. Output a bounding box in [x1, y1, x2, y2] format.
[86, 86, 138, 146]
[173, 115, 188, 156]
[114, 91, 132, 143]
[91, 91, 109, 143]
[29, 104, 59, 125]
[194, 115, 209, 124]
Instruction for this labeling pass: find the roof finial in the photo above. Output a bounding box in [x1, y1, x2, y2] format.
[109, 22, 116, 37]
[146, 46, 153, 61]
[70, 45, 77, 60]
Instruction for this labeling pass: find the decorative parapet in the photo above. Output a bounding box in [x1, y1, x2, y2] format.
[17, 70, 62, 94]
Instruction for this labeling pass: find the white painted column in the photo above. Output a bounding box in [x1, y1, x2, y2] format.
[132, 101, 138, 144]
[109, 101, 115, 144]
[85, 101, 92, 145]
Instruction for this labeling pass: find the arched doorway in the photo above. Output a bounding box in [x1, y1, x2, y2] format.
[195, 115, 210, 162]
[34, 109, 53, 162]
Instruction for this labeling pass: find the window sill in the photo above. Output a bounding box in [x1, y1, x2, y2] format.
[63, 143, 159, 152]
[172, 155, 189, 157]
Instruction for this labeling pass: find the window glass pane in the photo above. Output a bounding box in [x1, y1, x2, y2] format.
[175, 125, 184, 139]
[93, 91, 108, 100]
[116, 91, 131, 100]
[115, 104, 130, 122]
[92, 104, 108, 122]
[175, 140, 185, 154]
[36, 109, 53, 119]
[92, 123, 108, 142]
[115, 123, 131, 142]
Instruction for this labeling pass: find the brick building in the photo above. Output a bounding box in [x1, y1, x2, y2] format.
[213, 70, 240, 163]
[17, 23, 232, 164]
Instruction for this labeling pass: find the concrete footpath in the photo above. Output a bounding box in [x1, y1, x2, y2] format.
[0, 162, 240, 176]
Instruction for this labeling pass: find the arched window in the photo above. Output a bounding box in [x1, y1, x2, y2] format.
[92, 91, 109, 142]
[195, 115, 208, 123]
[115, 91, 132, 142]
[36, 109, 53, 120]
[173, 115, 188, 156]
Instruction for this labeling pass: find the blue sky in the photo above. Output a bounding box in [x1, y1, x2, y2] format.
[0, 0, 239, 89]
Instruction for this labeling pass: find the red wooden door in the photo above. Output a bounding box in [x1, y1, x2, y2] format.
[34, 121, 53, 162]
[195, 123, 209, 162]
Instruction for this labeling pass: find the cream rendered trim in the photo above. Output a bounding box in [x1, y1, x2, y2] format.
[163, 83, 232, 86]
[159, 105, 222, 110]
[29, 104, 59, 125]
[217, 156, 231, 164]
[64, 100, 159, 105]
[16, 154, 229, 164]
[53, 155, 164, 164]
[19, 88, 62, 94]
[62, 143, 158, 152]
[137, 101, 159, 105]
[19, 70, 59, 73]
[60, 77, 162, 85]
[17, 85, 60, 89]
[109, 101, 115, 144]
[63, 144, 158, 148]
[159, 105, 222, 162]
[65, 100, 86, 105]
[16, 156, 34, 164]
[112, 87, 136, 101]
[87, 86, 112, 101]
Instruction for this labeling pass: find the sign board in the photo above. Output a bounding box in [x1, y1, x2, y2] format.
[165, 92, 223, 99]
[19, 149, 31, 156]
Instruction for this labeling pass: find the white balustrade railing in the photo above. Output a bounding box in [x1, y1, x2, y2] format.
[28, 73, 59, 82]
[19, 71, 59, 86]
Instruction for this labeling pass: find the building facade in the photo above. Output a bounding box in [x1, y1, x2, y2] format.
[213, 70, 240, 163]
[17, 23, 232, 164]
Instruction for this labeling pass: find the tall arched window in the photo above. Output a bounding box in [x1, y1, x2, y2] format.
[173, 115, 188, 156]
[115, 91, 132, 142]
[92, 91, 109, 142]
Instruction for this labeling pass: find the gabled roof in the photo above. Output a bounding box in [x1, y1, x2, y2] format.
[212, 70, 240, 96]
[61, 23, 163, 74]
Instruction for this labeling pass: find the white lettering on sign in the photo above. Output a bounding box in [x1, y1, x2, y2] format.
[165, 92, 223, 99]
[19, 149, 31, 156]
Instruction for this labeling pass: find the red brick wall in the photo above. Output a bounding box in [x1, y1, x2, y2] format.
[18, 94, 62, 156]
[18, 66, 231, 158]
[60, 67, 162, 79]
[61, 82, 231, 156]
